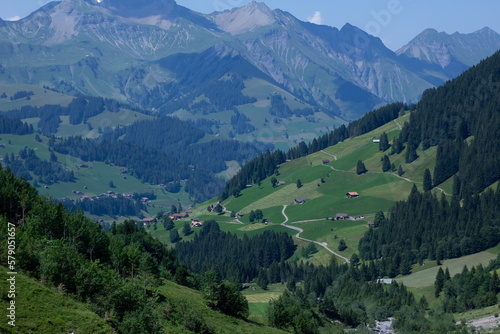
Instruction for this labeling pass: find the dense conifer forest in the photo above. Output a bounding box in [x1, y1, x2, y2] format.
[358, 51, 500, 276]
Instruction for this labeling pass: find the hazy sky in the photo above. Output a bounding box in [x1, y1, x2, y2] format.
[1, 0, 500, 50]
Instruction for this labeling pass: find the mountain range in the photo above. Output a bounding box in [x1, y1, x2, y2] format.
[1, 0, 499, 145]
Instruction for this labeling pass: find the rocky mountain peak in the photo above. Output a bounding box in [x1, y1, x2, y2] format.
[97, 0, 178, 19]
[210, 1, 276, 35]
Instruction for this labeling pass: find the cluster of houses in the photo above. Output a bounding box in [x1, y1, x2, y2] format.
[142, 210, 203, 228]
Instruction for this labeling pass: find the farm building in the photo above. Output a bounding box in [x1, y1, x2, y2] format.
[336, 213, 349, 220]
[295, 198, 306, 204]
[142, 217, 156, 225]
[191, 218, 202, 227]
[170, 213, 189, 220]
[346, 192, 359, 198]
[277, 181, 286, 186]
[367, 221, 375, 227]
[322, 159, 330, 164]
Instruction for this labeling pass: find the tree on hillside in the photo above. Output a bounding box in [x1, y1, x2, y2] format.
[435, 267, 445, 298]
[170, 229, 180, 243]
[338, 239, 347, 251]
[182, 222, 191, 236]
[382, 155, 391, 172]
[171, 205, 178, 214]
[398, 165, 404, 176]
[356, 160, 367, 175]
[379, 132, 390, 151]
[232, 188, 241, 198]
[374, 210, 386, 228]
[271, 177, 277, 187]
[249, 210, 256, 223]
[214, 203, 223, 213]
[296, 179, 302, 188]
[423, 168, 433, 192]
[255, 209, 263, 221]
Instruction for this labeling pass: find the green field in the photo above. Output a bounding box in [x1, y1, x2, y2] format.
[0, 84, 75, 111]
[158, 280, 286, 333]
[397, 245, 500, 288]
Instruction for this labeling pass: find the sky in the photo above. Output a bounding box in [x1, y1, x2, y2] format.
[1, 0, 500, 50]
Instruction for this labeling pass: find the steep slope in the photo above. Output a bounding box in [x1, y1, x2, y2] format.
[397, 27, 500, 77]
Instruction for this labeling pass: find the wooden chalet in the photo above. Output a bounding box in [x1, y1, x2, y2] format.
[346, 192, 359, 198]
[322, 159, 330, 164]
[295, 198, 306, 204]
[142, 217, 156, 225]
[170, 213, 188, 221]
[336, 213, 349, 220]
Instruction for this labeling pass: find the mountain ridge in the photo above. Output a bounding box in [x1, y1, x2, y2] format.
[0, 0, 499, 142]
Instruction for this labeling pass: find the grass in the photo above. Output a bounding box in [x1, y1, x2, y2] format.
[297, 219, 369, 261]
[157, 280, 286, 333]
[0, 266, 112, 334]
[396, 247, 500, 288]
[0, 84, 74, 111]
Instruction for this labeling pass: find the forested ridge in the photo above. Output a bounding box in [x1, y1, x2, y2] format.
[358, 51, 500, 276]
[111, 116, 272, 174]
[51, 135, 225, 202]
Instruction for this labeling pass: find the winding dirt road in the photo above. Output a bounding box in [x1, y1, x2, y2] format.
[280, 205, 350, 263]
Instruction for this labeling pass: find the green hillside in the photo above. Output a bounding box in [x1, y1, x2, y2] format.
[0, 132, 190, 222]
[0, 266, 112, 334]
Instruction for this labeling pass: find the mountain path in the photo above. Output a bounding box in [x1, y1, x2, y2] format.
[280, 205, 350, 263]
[394, 119, 402, 130]
[320, 150, 337, 160]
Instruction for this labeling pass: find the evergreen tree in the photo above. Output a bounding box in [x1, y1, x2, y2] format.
[379, 132, 390, 151]
[398, 165, 404, 176]
[169, 229, 180, 243]
[423, 168, 433, 192]
[382, 155, 391, 172]
[338, 239, 347, 251]
[255, 209, 263, 221]
[271, 177, 277, 187]
[374, 210, 386, 228]
[356, 160, 367, 175]
[296, 179, 302, 188]
[182, 222, 191, 236]
[171, 205, 177, 214]
[435, 267, 445, 298]
[257, 270, 269, 290]
[249, 210, 256, 223]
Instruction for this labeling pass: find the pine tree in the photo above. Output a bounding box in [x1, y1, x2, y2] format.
[379, 132, 390, 151]
[398, 165, 404, 176]
[423, 168, 433, 192]
[296, 179, 302, 188]
[356, 160, 367, 175]
[435, 267, 445, 298]
[382, 155, 391, 172]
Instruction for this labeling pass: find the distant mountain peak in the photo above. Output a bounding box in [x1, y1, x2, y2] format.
[210, 1, 276, 35]
[98, 0, 178, 19]
[397, 27, 500, 75]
